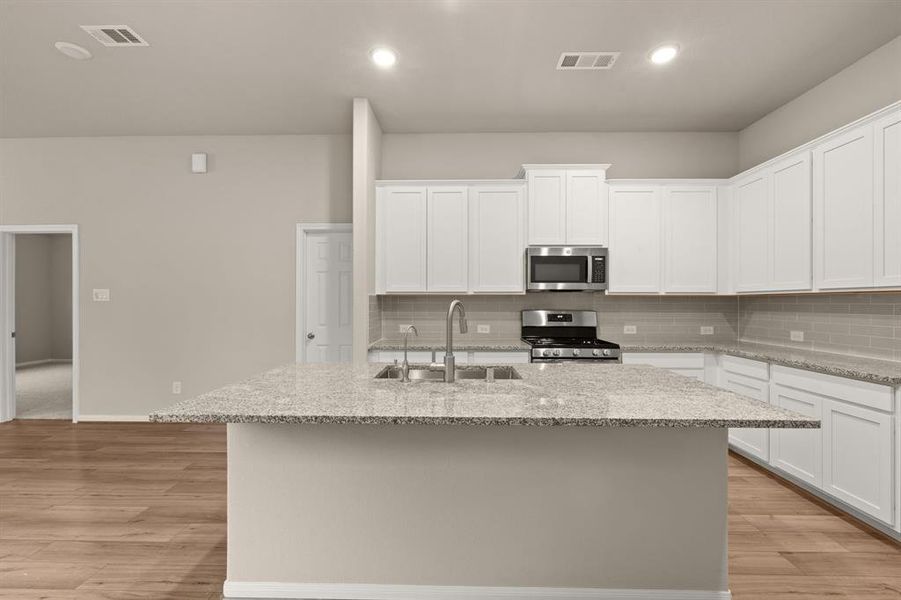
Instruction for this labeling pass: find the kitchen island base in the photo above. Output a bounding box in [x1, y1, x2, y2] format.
[223, 423, 731, 600]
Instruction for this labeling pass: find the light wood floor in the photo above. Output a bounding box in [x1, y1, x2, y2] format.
[0, 422, 899, 599]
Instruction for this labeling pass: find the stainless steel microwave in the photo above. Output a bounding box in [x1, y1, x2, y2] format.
[526, 246, 608, 291]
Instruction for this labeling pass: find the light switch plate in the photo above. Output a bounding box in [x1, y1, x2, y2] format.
[92, 288, 110, 302]
[172, 381, 182, 395]
[700, 326, 714, 335]
[477, 324, 491, 334]
[623, 325, 637, 334]
[790, 330, 804, 342]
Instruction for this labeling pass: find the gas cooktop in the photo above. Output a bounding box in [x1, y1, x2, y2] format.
[521, 310, 621, 362]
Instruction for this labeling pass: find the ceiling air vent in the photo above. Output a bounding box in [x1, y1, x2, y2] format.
[80, 25, 149, 47]
[557, 51, 619, 70]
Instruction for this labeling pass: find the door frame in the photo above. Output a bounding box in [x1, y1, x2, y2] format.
[0, 224, 80, 423]
[295, 223, 352, 363]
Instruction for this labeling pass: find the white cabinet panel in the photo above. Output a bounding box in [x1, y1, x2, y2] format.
[874, 110, 901, 287]
[814, 123, 875, 289]
[427, 186, 468, 292]
[770, 153, 812, 291]
[663, 186, 717, 293]
[608, 186, 661, 293]
[823, 399, 894, 524]
[469, 185, 525, 293]
[527, 170, 566, 245]
[734, 172, 770, 292]
[722, 369, 770, 462]
[770, 383, 822, 487]
[377, 186, 428, 293]
[565, 170, 608, 245]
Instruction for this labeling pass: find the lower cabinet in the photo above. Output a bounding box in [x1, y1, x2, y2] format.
[720, 356, 771, 462]
[621, 352, 705, 381]
[369, 350, 529, 365]
[769, 383, 823, 487]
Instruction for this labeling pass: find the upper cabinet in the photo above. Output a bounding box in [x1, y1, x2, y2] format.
[663, 186, 718, 293]
[608, 185, 661, 293]
[376, 181, 526, 294]
[733, 171, 770, 291]
[813, 122, 875, 290]
[874, 110, 901, 287]
[523, 165, 609, 246]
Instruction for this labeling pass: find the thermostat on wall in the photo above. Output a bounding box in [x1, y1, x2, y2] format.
[191, 152, 207, 174]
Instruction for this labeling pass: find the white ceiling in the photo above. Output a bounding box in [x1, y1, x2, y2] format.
[1, 0, 899, 137]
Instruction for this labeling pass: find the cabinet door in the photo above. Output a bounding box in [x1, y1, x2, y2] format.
[663, 186, 717, 293]
[377, 187, 427, 293]
[823, 400, 893, 524]
[734, 172, 770, 292]
[722, 371, 770, 461]
[427, 186, 468, 292]
[813, 123, 874, 289]
[527, 170, 566, 245]
[770, 153, 812, 291]
[770, 383, 822, 487]
[565, 170, 607, 245]
[608, 186, 661, 293]
[874, 110, 901, 287]
[469, 185, 526, 293]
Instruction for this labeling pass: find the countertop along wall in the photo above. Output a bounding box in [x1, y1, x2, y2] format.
[0, 135, 352, 417]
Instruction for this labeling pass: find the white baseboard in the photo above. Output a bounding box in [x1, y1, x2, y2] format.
[222, 582, 732, 600]
[78, 414, 150, 422]
[15, 358, 72, 368]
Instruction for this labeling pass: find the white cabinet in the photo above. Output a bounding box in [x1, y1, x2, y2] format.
[376, 186, 428, 292]
[823, 399, 894, 524]
[621, 352, 706, 382]
[770, 153, 812, 290]
[426, 186, 468, 292]
[469, 184, 526, 293]
[720, 356, 770, 462]
[663, 186, 718, 293]
[524, 165, 608, 245]
[813, 122, 875, 289]
[368, 349, 529, 365]
[527, 169, 566, 245]
[608, 186, 661, 293]
[874, 109, 901, 287]
[770, 382, 823, 487]
[733, 172, 770, 291]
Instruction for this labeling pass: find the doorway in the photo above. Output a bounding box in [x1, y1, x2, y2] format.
[295, 223, 353, 363]
[0, 225, 80, 423]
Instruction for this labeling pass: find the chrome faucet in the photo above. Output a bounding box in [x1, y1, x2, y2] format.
[401, 325, 418, 383]
[444, 299, 468, 382]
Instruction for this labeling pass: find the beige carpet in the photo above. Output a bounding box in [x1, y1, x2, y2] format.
[16, 362, 72, 420]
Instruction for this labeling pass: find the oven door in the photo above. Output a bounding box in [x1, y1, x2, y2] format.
[526, 247, 605, 291]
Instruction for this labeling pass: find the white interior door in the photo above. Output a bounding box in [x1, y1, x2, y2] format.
[0, 233, 15, 422]
[302, 231, 353, 363]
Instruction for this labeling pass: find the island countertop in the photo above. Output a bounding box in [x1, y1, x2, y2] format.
[150, 362, 819, 428]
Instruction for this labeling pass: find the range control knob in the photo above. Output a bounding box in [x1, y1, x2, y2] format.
[553, 349, 562, 357]
[592, 349, 601, 356]
[539, 349, 548, 357]
[602, 349, 611, 356]
[572, 348, 581, 356]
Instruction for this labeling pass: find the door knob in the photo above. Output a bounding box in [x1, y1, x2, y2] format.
[306, 332, 315, 340]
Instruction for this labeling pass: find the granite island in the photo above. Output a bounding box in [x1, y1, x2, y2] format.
[152, 362, 818, 600]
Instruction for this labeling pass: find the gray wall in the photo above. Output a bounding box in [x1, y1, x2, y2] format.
[14, 234, 72, 364]
[381, 132, 739, 180]
[0, 135, 351, 415]
[738, 36, 901, 171]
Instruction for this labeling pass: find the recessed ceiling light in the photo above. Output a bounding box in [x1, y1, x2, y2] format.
[370, 47, 397, 68]
[649, 44, 679, 65]
[54, 41, 92, 61]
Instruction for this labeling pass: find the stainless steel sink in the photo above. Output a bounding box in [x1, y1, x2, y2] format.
[374, 365, 521, 382]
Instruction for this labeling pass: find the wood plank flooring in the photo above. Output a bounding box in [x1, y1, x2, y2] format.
[1, 421, 899, 599]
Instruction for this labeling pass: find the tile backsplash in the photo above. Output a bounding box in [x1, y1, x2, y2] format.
[374, 293, 738, 347]
[738, 292, 901, 361]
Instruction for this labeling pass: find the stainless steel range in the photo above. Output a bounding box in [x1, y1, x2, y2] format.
[521, 310, 621, 363]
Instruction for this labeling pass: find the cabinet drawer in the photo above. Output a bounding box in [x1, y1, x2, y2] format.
[622, 352, 705, 370]
[772, 365, 893, 413]
[721, 355, 769, 381]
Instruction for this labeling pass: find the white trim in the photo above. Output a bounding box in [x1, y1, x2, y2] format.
[223, 582, 731, 600]
[608, 179, 730, 186]
[295, 222, 352, 363]
[15, 358, 72, 368]
[377, 179, 526, 187]
[78, 414, 150, 422]
[0, 225, 80, 424]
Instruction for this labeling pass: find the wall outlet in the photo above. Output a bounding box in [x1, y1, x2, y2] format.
[477, 324, 491, 334]
[790, 330, 805, 342]
[92, 288, 110, 302]
[623, 325, 637, 334]
[700, 326, 714, 335]
[171, 381, 182, 395]
[398, 324, 412, 332]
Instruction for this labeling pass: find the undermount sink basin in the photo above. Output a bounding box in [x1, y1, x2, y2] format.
[374, 365, 522, 382]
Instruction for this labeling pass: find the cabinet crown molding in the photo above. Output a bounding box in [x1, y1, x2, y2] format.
[516, 164, 611, 178]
